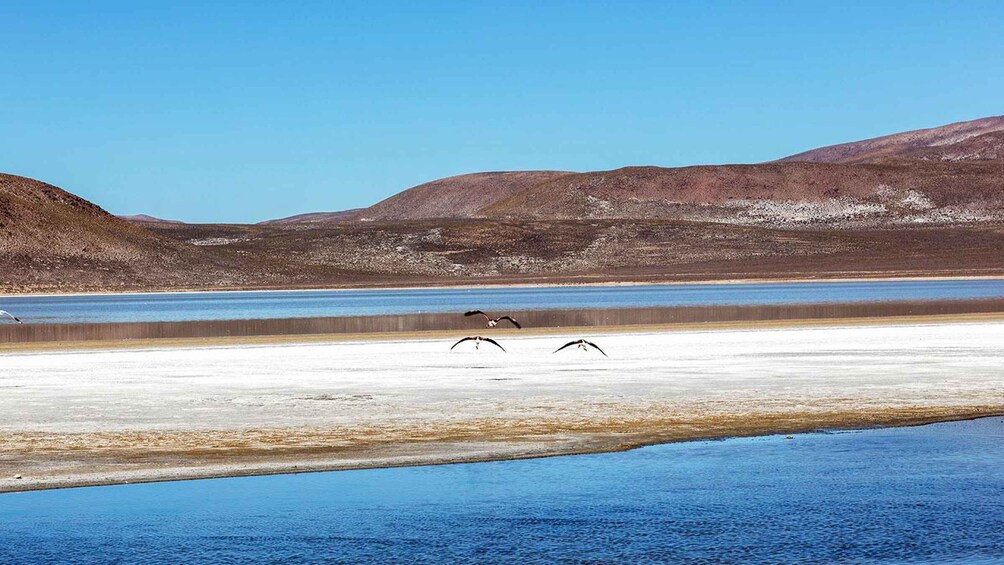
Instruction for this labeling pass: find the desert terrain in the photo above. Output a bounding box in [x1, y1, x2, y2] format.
[2, 115, 1004, 293]
[3, 116, 1004, 493]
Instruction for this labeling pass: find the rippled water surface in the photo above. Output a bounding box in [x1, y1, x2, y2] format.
[3, 418, 1003, 563]
[4, 279, 1004, 323]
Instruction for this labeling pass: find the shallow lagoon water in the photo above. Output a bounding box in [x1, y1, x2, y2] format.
[3, 418, 1003, 563]
[5, 279, 1004, 323]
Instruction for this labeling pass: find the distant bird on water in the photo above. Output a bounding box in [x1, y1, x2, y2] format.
[451, 336, 506, 352]
[554, 339, 608, 357]
[0, 310, 22, 324]
[464, 311, 522, 329]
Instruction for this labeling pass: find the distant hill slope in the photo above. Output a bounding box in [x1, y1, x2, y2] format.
[358, 171, 571, 220]
[6, 115, 1004, 293]
[119, 213, 183, 224]
[246, 116, 1004, 227]
[338, 116, 1004, 225]
[0, 174, 180, 261]
[884, 130, 1004, 162]
[476, 162, 1004, 225]
[778, 115, 1004, 164]
[0, 173, 276, 292]
[258, 209, 362, 225]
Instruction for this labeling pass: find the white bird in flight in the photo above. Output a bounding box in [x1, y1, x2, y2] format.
[0, 310, 22, 324]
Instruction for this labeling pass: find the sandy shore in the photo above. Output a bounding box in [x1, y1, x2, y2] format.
[3, 320, 1004, 492]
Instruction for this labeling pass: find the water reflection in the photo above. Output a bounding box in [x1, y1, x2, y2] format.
[2, 299, 1002, 344]
[5, 279, 1004, 324]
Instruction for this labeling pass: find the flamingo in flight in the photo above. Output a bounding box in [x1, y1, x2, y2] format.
[0, 310, 22, 324]
[450, 336, 506, 352]
[464, 311, 521, 329]
[554, 339, 607, 357]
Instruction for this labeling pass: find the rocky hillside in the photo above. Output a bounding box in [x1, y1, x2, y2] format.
[6, 115, 1004, 293]
[142, 218, 1004, 285]
[0, 173, 182, 265]
[0, 174, 305, 293]
[353, 171, 571, 220]
[295, 161, 1004, 228]
[258, 209, 362, 225]
[778, 115, 1004, 164]
[322, 117, 1004, 227]
[476, 161, 1004, 226]
[118, 214, 183, 224]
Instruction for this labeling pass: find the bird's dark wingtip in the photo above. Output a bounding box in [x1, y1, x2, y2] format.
[553, 342, 575, 353]
[585, 340, 609, 357]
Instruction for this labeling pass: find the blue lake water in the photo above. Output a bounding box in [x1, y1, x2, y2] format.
[3, 417, 1003, 563]
[4, 279, 1004, 323]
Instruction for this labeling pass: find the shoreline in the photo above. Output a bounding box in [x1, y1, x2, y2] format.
[3, 310, 1004, 353]
[3, 320, 1004, 494]
[4, 407, 1001, 494]
[4, 272, 1004, 299]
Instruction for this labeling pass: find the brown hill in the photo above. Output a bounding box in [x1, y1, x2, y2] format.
[258, 209, 362, 225]
[357, 171, 571, 221]
[6, 115, 1004, 294]
[143, 217, 1004, 288]
[119, 213, 183, 224]
[885, 130, 1004, 162]
[0, 174, 181, 261]
[779, 115, 1004, 164]
[335, 117, 1004, 227]
[0, 174, 300, 293]
[476, 162, 1004, 225]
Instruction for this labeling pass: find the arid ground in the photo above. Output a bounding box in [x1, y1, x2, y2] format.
[3, 115, 1004, 293]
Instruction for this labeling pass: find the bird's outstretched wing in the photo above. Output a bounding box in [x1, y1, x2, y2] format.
[464, 311, 489, 320]
[497, 316, 521, 329]
[553, 340, 579, 354]
[584, 340, 608, 357]
[450, 337, 476, 350]
[482, 337, 506, 352]
[0, 310, 21, 323]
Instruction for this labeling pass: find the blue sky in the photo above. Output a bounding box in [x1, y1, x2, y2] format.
[2, 1, 1002, 223]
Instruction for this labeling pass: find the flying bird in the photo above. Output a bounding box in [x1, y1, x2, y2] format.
[451, 336, 506, 352]
[464, 311, 522, 329]
[554, 339, 608, 357]
[0, 310, 22, 324]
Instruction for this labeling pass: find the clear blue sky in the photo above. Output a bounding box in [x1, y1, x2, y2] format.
[2, 1, 1002, 223]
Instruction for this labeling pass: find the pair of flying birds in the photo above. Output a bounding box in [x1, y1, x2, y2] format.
[454, 310, 607, 356]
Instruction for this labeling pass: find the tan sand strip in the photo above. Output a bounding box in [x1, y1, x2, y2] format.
[3, 406, 1001, 493]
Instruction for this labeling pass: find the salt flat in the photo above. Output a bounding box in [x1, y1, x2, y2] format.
[2, 320, 1004, 492]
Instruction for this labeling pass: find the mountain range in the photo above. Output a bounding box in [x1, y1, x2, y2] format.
[280, 114, 1004, 225]
[3, 115, 1004, 293]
